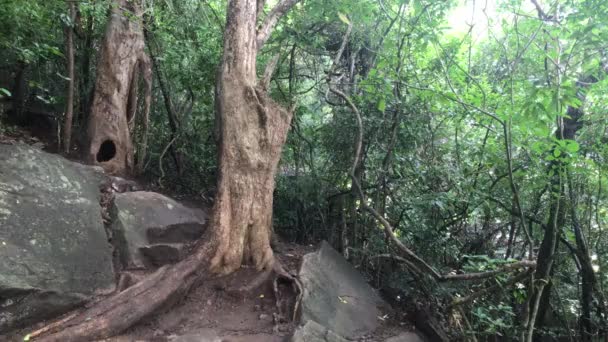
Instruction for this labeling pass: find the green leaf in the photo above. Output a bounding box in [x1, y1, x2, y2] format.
[0, 88, 11, 97]
[553, 148, 561, 158]
[564, 141, 580, 153]
[338, 12, 350, 25]
[378, 99, 386, 113]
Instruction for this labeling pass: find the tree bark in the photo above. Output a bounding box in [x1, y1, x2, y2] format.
[9, 61, 28, 125]
[208, 0, 294, 274]
[86, 0, 151, 175]
[62, 1, 76, 154]
[78, 12, 95, 127]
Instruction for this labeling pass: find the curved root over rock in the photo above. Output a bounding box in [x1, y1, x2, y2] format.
[29, 242, 301, 342]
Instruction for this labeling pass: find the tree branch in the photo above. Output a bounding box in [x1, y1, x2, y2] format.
[260, 54, 280, 90]
[449, 270, 532, 308]
[442, 260, 536, 281]
[256, 0, 300, 51]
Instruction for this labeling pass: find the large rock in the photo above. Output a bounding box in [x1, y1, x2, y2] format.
[167, 330, 221, 342]
[0, 143, 114, 331]
[298, 241, 388, 339]
[385, 332, 427, 342]
[291, 320, 347, 342]
[110, 191, 207, 269]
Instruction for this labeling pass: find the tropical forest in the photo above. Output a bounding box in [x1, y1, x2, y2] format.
[1, 0, 608, 341]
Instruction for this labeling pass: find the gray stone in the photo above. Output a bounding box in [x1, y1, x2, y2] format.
[168, 329, 220, 342]
[110, 191, 206, 269]
[385, 332, 427, 342]
[298, 241, 388, 339]
[139, 243, 186, 267]
[290, 320, 347, 342]
[0, 143, 114, 331]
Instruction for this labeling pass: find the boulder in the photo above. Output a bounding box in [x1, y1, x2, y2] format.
[0, 143, 114, 331]
[385, 332, 427, 342]
[290, 320, 347, 342]
[298, 241, 388, 339]
[167, 330, 221, 342]
[139, 243, 187, 267]
[110, 191, 207, 269]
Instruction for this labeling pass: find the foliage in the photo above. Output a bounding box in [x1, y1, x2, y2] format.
[2, 0, 608, 339]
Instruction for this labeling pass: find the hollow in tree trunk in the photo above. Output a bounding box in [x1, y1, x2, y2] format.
[86, 0, 151, 175]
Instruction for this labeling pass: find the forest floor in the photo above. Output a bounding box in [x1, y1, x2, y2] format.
[104, 241, 411, 342]
[104, 242, 313, 342]
[0, 123, 417, 342]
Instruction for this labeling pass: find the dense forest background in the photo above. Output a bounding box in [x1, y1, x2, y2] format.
[2, 0, 608, 339]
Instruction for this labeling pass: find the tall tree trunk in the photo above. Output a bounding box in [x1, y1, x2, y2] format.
[86, 0, 151, 175]
[565, 103, 606, 339]
[530, 96, 586, 336]
[78, 12, 95, 128]
[209, 0, 294, 274]
[62, 1, 76, 154]
[9, 61, 28, 125]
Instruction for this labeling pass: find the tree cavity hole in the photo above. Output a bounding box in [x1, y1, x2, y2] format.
[97, 140, 116, 163]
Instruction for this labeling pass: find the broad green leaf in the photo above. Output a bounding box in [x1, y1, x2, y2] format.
[553, 148, 561, 158]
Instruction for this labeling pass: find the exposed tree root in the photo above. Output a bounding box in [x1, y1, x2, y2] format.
[33, 243, 214, 342]
[222, 260, 302, 324]
[31, 243, 303, 342]
[272, 261, 303, 323]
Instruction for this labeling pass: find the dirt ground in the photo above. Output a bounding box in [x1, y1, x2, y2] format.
[106, 243, 314, 342]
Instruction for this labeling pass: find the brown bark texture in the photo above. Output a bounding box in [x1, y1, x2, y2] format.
[86, 0, 151, 175]
[62, 1, 76, 154]
[208, 0, 294, 274]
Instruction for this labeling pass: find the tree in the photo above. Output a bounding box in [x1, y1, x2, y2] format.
[86, 0, 151, 175]
[208, 0, 299, 274]
[62, 1, 76, 154]
[33, 0, 299, 340]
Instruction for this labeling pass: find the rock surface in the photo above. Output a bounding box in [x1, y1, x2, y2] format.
[291, 320, 347, 342]
[0, 143, 114, 331]
[385, 332, 427, 342]
[298, 241, 388, 339]
[167, 330, 221, 342]
[110, 191, 207, 269]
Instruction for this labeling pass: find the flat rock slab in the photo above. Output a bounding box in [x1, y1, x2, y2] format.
[166, 331, 283, 342]
[139, 243, 187, 267]
[167, 330, 221, 342]
[385, 332, 427, 342]
[298, 241, 388, 339]
[291, 320, 347, 342]
[110, 191, 207, 269]
[0, 143, 114, 331]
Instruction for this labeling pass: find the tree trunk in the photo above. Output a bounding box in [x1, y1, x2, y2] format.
[62, 1, 76, 154]
[86, 0, 151, 175]
[9, 61, 28, 125]
[530, 98, 586, 337]
[209, 0, 293, 274]
[78, 12, 95, 127]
